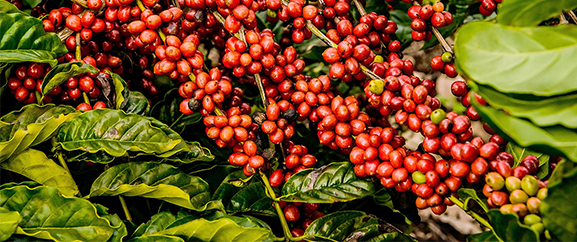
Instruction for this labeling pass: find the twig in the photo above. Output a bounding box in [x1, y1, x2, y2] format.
[350, 0, 388, 51]
[448, 196, 502, 242]
[118, 196, 132, 221]
[566, 11, 577, 24]
[75, 32, 82, 61]
[559, 14, 569, 25]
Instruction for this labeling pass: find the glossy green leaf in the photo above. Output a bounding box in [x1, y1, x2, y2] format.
[541, 160, 577, 241]
[22, 0, 41, 8]
[0, 149, 78, 196]
[0, 207, 20, 241]
[390, 10, 413, 48]
[476, 83, 577, 129]
[147, 217, 276, 242]
[467, 231, 498, 242]
[487, 209, 539, 242]
[457, 188, 489, 212]
[56, 109, 192, 159]
[280, 162, 375, 203]
[120, 91, 150, 115]
[212, 170, 275, 216]
[0, 50, 58, 67]
[0, 12, 67, 58]
[130, 235, 185, 242]
[101, 214, 127, 242]
[0, 185, 120, 242]
[41, 62, 98, 97]
[471, 94, 577, 162]
[108, 72, 129, 110]
[304, 211, 413, 242]
[88, 162, 218, 211]
[498, 0, 577, 27]
[150, 89, 203, 133]
[0, 104, 79, 162]
[0, 1, 27, 14]
[301, 46, 327, 62]
[455, 22, 577, 96]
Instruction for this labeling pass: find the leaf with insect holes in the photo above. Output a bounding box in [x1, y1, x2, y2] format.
[280, 162, 375, 203]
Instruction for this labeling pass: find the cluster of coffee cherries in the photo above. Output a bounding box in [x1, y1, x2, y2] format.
[278, 201, 324, 239]
[430, 52, 457, 77]
[407, 2, 453, 41]
[7, 63, 51, 104]
[479, 0, 500, 16]
[268, 143, 317, 188]
[322, 29, 376, 81]
[484, 155, 549, 235]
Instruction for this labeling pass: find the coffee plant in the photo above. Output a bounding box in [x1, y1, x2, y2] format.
[0, 0, 576, 240]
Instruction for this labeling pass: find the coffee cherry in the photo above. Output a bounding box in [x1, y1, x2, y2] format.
[284, 204, 300, 222]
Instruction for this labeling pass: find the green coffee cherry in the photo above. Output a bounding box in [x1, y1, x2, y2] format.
[509, 190, 529, 204]
[441, 52, 453, 63]
[523, 214, 541, 225]
[430, 109, 447, 124]
[374, 55, 384, 63]
[530, 223, 545, 234]
[521, 175, 539, 196]
[368, 79, 384, 95]
[267, 9, 277, 18]
[537, 188, 547, 200]
[505, 176, 521, 192]
[485, 172, 505, 191]
[412, 171, 426, 184]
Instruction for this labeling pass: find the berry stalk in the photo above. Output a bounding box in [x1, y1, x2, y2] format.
[566, 11, 577, 24]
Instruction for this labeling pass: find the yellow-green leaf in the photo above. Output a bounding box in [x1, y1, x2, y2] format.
[0, 207, 20, 241]
[0, 149, 78, 196]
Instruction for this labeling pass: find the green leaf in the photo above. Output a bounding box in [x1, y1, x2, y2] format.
[0, 1, 27, 14]
[304, 211, 413, 242]
[541, 160, 577, 241]
[149, 217, 276, 242]
[487, 209, 539, 242]
[150, 89, 203, 133]
[455, 22, 577, 96]
[130, 235, 185, 242]
[505, 142, 550, 168]
[101, 214, 127, 242]
[56, 109, 193, 160]
[120, 91, 150, 115]
[108, 72, 129, 110]
[212, 170, 275, 216]
[88, 162, 219, 211]
[0, 50, 58, 67]
[0, 207, 20, 241]
[390, 10, 413, 49]
[280, 162, 375, 203]
[41, 62, 98, 97]
[498, 0, 577, 27]
[301, 46, 327, 62]
[467, 231, 498, 242]
[457, 188, 489, 213]
[21, 0, 42, 8]
[0, 149, 78, 196]
[471, 93, 577, 162]
[0, 185, 120, 242]
[476, 83, 577, 129]
[0, 12, 67, 58]
[0, 104, 79, 162]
